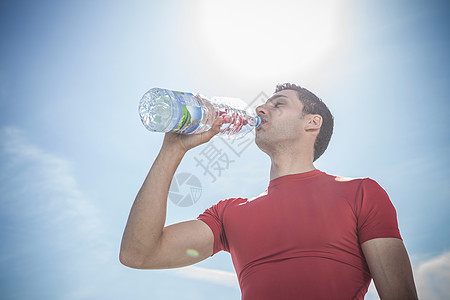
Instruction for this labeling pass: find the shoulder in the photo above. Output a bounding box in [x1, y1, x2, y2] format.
[205, 197, 248, 213]
[220, 197, 248, 205]
[320, 172, 388, 198]
[323, 172, 382, 187]
[321, 172, 366, 189]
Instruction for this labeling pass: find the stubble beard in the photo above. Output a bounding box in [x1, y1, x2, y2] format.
[255, 128, 277, 155]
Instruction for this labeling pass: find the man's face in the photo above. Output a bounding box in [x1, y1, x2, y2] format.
[254, 89, 305, 150]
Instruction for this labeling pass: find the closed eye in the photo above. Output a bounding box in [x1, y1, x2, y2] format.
[274, 102, 283, 108]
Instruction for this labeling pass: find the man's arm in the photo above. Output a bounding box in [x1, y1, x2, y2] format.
[361, 238, 418, 300]
[119, 117, 223, 269]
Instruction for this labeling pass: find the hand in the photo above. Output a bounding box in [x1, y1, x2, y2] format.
[161, 116, 224, 153]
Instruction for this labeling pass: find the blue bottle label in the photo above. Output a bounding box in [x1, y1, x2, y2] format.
[172, 91, 188, 105]
[170, 91, 202, 134]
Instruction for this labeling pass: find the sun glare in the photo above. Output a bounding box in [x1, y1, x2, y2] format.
[195, 0, 346, 80]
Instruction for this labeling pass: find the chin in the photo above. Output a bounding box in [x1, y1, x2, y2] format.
[255, 133, 272, 154]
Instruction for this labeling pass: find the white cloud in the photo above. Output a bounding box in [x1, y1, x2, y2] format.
[175, 266, 239, 288]
[0, 126, 104, 243]
[365, 281, 379, 300]
[359, 252, 450, 300]
[0, 126, 115, 298]
[415, 252, 450, 300]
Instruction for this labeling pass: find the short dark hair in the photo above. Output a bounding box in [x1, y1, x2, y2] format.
[275, 83, 334, 161]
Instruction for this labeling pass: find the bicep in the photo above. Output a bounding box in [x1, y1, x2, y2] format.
[143, 219, 214, 269]
[361, 238, 418, 300]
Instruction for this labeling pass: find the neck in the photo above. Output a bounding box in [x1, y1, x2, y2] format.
[268, 148, 316, 180]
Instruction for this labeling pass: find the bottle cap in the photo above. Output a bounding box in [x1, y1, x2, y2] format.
[253, 116, 262, 128]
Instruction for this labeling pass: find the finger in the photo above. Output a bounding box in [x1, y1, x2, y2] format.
[210, 116, 224, 134]
[201, 116, 223, 141]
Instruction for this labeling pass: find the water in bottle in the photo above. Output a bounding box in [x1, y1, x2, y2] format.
[138, 88, 261, 139]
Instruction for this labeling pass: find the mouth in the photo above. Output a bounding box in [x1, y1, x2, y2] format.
[256, 118, 267, 130]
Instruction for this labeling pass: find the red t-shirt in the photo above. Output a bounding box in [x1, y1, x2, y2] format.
[197, 170, 402, 300]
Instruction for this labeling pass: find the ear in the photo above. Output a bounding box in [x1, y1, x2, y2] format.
[305, 114, 322, 132]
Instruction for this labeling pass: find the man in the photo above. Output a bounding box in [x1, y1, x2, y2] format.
[120, 83, 418, 299]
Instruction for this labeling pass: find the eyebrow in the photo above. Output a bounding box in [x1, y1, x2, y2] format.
[265, 94, 289, 104]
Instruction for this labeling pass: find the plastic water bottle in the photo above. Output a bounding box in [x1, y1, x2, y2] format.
[138, 88, 261, 139]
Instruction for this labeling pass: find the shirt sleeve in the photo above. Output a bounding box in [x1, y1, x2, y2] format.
[357, 178, 402, 244]
[197, 199, 231, 255]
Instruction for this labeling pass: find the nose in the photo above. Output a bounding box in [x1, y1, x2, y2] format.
[256, 103, 267, 117]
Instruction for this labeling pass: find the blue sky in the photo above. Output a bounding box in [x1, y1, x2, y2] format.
[0, 0, 449, 299]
